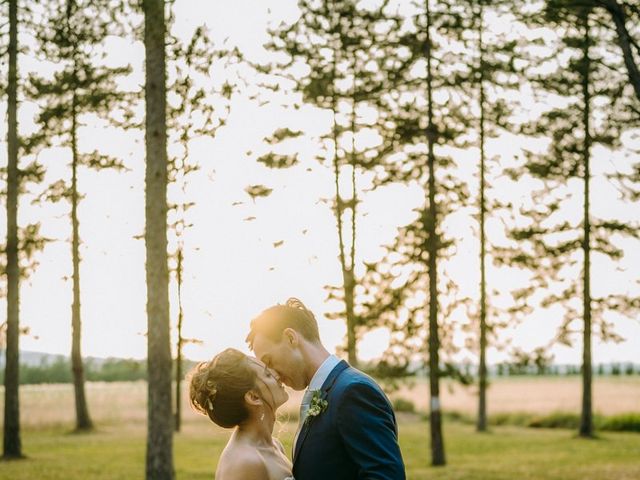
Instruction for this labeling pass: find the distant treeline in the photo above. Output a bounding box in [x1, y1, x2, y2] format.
[369, 359, 640, 382]
[0, 358, 198, 385]
[493, 362, 640, 377]
[3, 358, 637, 385]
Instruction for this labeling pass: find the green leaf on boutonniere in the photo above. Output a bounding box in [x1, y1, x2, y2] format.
[305, 390, 328, 423]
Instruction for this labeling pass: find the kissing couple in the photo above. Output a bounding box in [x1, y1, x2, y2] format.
[189, 298, 406, 480]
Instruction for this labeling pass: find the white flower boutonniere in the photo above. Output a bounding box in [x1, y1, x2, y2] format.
[306, 390, 328, 423]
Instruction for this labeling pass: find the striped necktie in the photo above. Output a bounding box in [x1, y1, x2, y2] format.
[293, 388, 314, 451]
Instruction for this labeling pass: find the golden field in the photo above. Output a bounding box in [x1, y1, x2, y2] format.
[2, 375, 639, 431]
[391, 375, 640, 415]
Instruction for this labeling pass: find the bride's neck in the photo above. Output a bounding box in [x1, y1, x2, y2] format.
[237, 410, 275, 446]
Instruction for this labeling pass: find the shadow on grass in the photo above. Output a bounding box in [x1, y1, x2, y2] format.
[571, 432, 606, 441]
[1, 453, 28, 461]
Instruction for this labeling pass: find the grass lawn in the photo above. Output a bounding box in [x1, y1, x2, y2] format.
[1, 417, 639, 480]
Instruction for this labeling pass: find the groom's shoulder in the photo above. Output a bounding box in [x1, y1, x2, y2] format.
[333, 363, 387, 398]
[341, 364, 376, 385]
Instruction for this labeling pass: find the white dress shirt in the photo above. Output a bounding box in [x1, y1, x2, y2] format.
[293, 354, 341, 450]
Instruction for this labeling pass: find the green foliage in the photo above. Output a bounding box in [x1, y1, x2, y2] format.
[528, 412, 582, 429]
[0, 357, 203, 385]
[490, 412, 535, 427]
[20, 359, 74, 384]
[257, 0, 420, 364]
[26, 0, 133, 160]
[85, 358, 148, 383]
[601, 413, 640, 433]
[500, 346, 556, 375]
[163, 20, 241, 419]
[351, 0, 522, 381]
[392, 397, 416, 413]
[497, 1, 640, 364]
[256, 152, 299, 169]
[485, 411, 640, 433]
[353, 0, 485, 375]
[244, 184, 273, 200]
[0, 358, 147, 385]
[441, 410, 475, 424]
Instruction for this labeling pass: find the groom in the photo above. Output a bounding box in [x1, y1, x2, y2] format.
[247, 298, 406, 480]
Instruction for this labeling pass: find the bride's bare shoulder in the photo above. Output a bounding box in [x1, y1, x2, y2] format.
[216, 442, 269, 480]
[273, 437, 286, 455]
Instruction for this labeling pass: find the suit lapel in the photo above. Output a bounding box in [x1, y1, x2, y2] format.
[293, 360, 349, 465]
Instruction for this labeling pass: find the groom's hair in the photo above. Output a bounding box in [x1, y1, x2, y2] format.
[247, 297, 320, 348]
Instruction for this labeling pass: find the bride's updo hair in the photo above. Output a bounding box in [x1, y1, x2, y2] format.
[188, 348, 258, 428]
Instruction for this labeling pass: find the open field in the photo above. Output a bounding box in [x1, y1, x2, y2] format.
[3, 375, 638, 430]
[1, 377, 639, 479]
[391, 375, 640, 415]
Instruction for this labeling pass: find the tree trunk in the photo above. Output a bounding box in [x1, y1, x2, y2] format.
[334, 157, 358, 367]
[425, 0, 445, 466]
[343, 269, 357, 366]
[70, 128, 93, 432]
[579, 9, 594, 439]
[70, 44, 93, 431]
[330, 4, 358, 367]
[336, 85, 358, 367]
[3, 0, 23, 460]
[477, 0, 488, 434]
[332, 102, 355, 365]
[144, 0, 175, 477]
[175, 249, 183, 433]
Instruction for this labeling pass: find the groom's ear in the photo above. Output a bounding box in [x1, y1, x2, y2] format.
[283, 328, 299, 347]
[244, 389, 262, 407]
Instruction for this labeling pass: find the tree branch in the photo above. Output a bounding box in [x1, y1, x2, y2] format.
[596, 0, 640, 103]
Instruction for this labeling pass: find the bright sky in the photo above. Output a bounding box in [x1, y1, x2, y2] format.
[1, 0, 638, 367]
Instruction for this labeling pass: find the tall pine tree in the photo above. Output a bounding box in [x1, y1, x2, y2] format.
[503, 0, 640, 438]
[143, 0, 174, 476]
[471, 0, 521, 433]
[257, 0, 409, 366]
[2, 0, 47, 456]
[165, 22, 238, 432]
[3, 0, 22, 458]
[27, 0, 131, 432]
[356, 0, 479, 465]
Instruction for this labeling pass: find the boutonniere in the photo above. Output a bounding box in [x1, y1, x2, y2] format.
[305, 390, 328, 423]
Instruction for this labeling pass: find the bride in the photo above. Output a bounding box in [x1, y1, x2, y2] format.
[189, 348, 294, 480]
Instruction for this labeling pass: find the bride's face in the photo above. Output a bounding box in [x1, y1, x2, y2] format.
[249, 358, 289, 410]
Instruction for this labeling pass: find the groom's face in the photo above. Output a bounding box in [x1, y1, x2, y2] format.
[252, 331, 307, 391]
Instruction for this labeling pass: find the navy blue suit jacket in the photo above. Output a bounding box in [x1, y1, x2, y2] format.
[292, 360, 405, 480]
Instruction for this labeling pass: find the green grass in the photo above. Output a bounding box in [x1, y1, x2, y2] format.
[1, 417, 639, 480]
[2, 380, 639, 479]
[400, 420, 640, 480]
